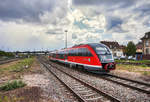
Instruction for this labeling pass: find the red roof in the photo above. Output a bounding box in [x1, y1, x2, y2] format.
[100, 41, 125, 49]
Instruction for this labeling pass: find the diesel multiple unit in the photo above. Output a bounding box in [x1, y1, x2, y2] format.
[49, 43, 116, 73]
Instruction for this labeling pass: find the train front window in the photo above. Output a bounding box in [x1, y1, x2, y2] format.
[95, 47, 111, 55]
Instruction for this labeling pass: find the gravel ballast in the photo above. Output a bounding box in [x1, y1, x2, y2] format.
[48, 61, 150, 102]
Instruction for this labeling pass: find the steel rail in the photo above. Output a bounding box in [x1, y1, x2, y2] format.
[40, 59, 120, 102]
[41, 61, 86, 102]
[106, 74, 150, 87]
[98, 74, 150, 94]
[47, 60, 150, 94]
[0, 58, 19, 65]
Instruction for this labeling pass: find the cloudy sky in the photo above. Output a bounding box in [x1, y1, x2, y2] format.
[0, 0, 150, 51]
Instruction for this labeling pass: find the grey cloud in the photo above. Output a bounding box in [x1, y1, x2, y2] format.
[125, 35, 135, 40]
[0, 0, 63, 23]
[134, 4, 150, 18]
[46, 28, 63, 35]
[72, 33, 77, 39]
[106, 17, 123, 30]
[136, 4, 150, 13]
[73, 0, 136, 8]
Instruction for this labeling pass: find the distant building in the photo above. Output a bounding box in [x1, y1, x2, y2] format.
[141, 31, 150, 60]
[100, 41, 125, 57]
[135, 42, 143, 60]
[136, 42, 143, 53]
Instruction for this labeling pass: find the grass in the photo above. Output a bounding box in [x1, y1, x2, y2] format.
[0, 95, 24, 102]
[115, 59, 150, 64]
[0, 80, 26, 91]
[116, 64, 150, 76]
[0, 58, 34, 76]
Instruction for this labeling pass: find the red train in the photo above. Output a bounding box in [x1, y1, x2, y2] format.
[49, 43, 116, 73]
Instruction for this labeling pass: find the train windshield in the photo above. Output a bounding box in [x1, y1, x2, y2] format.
[95, 46, 114, 62]
[95, 47, 111, 55]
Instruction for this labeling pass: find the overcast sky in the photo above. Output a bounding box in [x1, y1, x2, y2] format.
[0, 0, 150, 51]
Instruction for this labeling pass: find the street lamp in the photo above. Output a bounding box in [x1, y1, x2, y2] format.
[65, 30, 68, 49]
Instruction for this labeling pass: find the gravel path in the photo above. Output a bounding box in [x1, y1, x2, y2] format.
[23, 63, 78, 102]
[49, 61, 150, 102]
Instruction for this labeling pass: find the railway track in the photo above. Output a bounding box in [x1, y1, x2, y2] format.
[39, 58, 120, 102]
[46, 59, 150, 95]
[100, 74, 150, 94]
[0, 58, 19, 65]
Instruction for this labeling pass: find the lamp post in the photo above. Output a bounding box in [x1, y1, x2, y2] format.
[65, 30, 68, 49]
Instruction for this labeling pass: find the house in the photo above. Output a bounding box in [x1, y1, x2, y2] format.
[136, 42, 143, 53]
[141, 31, 150, 60]
[135, 42, 143, 60]
[100, 41, 125, 57]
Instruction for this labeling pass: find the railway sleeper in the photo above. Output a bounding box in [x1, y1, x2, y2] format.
[74, 85, 85, 88]
[83, 93, 97, 97]
[75, 88, 88, 91]
[78, 90, 94, 93]
[85, 96, 103, 101]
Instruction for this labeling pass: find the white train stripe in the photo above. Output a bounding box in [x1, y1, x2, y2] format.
[51, 58, 102, 68]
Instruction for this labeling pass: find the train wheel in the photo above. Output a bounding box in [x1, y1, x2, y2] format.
[78, 65, 86, 71]
[69, 64, 73, 68]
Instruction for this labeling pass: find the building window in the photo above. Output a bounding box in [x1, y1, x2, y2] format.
[145, 40, 149, 47]
[146, 48, 149, 54]
[114, 53, 117, 56]
[110, 45, 112, 49]
[146, 34, 148, 38]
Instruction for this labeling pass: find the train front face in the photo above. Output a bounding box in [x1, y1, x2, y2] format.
[90, 44, 116, 72]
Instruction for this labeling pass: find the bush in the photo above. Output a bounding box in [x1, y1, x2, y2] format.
[0, 96, 23, 102]
[143, 71, 148, 75]
[0, 50, 14, 57]
[141, 64, 148, 67]
[0, 80, 26, 91]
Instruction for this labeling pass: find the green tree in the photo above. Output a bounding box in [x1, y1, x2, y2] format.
[0, 50, 14, 57]
[125, 41, 136, 56]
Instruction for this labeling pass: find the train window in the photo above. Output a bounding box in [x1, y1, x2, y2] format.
[71, 50, 73, 56]
[87, 49, 93, 56]
[96, 46, 110, 54]
[80, 48, 92, 56]
[82, 48, 86, 56]
[74, 49, 76, 56]
[75, 49, 78, 56]
[73, 49, 76, 56]
[85, 48, 88, 56]
[78, 48, 82, 56]
[70, 49, 74, 56]
[68, 50, 70, 56]
[71, 50, 74, 56]
[80, 48, 83, 56]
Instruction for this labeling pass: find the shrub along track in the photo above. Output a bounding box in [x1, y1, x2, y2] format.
[116, 62, 150, 67]
[38, 57, 120, 102]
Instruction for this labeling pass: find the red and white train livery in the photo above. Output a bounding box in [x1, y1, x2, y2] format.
[49, 43, 116, 73]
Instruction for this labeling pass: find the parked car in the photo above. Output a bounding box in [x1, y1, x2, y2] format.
[128, 56, 136, 60]
[114, 56, 120, 60]
[120, 56, 126, 60]
[128, 56, 133, 60]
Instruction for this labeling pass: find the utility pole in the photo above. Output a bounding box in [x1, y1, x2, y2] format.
[65, 30, 68, 49]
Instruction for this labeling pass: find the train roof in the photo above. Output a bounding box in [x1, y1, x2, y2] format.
[73, 43, 107, 48]
[50, 43, 108, 53]
[87, 43, 107, 47]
